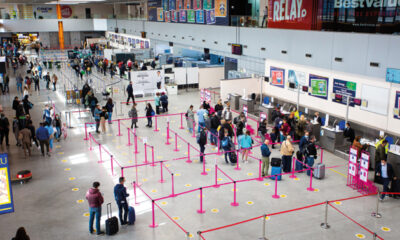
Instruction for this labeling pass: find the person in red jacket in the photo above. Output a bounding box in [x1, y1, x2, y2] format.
[280, 118, 291, 142]
[86, 182, 104, 235]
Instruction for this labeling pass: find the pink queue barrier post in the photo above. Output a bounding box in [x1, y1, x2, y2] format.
[320, 148, 324, 164]
[231, 181, 239, 206]
[174, 133, 179, 152]
[121, 167, 124, 177]
[272, 177, 280, 199]
[290, 159, 297, 179]
[201, 154, 208, 175]
[159, 161, 165, 183]
[171, 173, 175, 197]
[110, 155, 115, 176]
[154, 115, 159, 132]
[180, 113, 184, 129]
[117, 119, 122, 136]
[307, 169, 315, 192]
[214, 165, 220, 188]
[89, 133, 93, 151]
[258, 160, 263, 181]
[149, 200, 158, 228]
[132, 181, 139, 206]
[186, 143, 192, 163]
[144, 143, 148, 164]
[165, 123, 171, 145]
[127, 128, 132, 146]
[192, 121, 196, 138]
[197, 188, 206, 214]
[167, 122, 170, 138]
[98, 144, 103, 163]
[134, 131, 139, 154]
[234, 150, 241, 170]
[217, 133, 221, 155]
[84, 123, 88, 140]
[150, 146, 156, 167]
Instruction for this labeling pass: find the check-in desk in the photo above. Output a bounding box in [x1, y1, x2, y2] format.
[319, 126, 344, 152]
[229, 94, 241, 111]
[259, 104, 275, 124]
[388, 150, 400, 178]
[239, 98, 255, 113]
[311, 122, 321, 141]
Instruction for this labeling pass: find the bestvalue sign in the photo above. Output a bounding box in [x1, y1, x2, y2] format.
[334, 0, 400, 8]
[268, 0, 315, 30]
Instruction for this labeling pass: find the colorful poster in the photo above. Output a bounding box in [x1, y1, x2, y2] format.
[359, 152, 370, 183]
[157, 8, 164, 21]
[0, 154, 14, 215]
[171, 10, 178, 22]
[196, 10, 204, 23]
[348, 148, 358, 177]
[270, 67, 285, 88]
[288, 70, 307, 88]
[176, 0, 183, 10]
[215, 0, 227, 17]
[206, 9, 216, 24]
[205, 89, 211, 103]
[165, 11, 171, 22]
[193, 0, 202, 10]
[188, 10, 195, 23]
[268, 0, 315, 30]
[394, 91, 400, 119]
[184, 0, 191, 9]
[140, 41, 144, 49]
[169, 0, 176, 10]
[162, 0, 169, 10]
[332, 79, 357, 106]
[309, 74, 329, 99]
[179, 10, 187, 22]
[203, 0, 212, 10]
[200, 88, 205, 103]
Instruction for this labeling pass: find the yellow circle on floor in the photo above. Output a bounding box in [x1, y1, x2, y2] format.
[122, 152, 128, 156]
[185, 184, 192, 187]
[58, 152, 64, 155]
[77, 199, 84, 203]
[264, 183, 270, 186]
[355, 233, 366, 239]
[128, 160, 133, 163]
[83, 212, 90, 217]
[172, 216, 180, 221]
[247, 173, 254, 176]
[160, 201, 168, 206]
[314, 188, 320, 192]
[142, 178, 148, 182]
[157, 156, 163, 159]
[205, 168, 211, 172]
[265, 216, 270, 221]
[193, 160, 199, 163]
[334, 201, 342, 205]
[231, 188, 238, 192]
[165, 164, 171, 167]
[56, 145, 61, 149]
[107, 134, 112, 136]
[69, 177, 76, 181]
[72, 188, 79, 192]
[197, 194, 205, 198]
[211, 208, 219, 213]
[217, 178, 223, 181]
[188, 233, 193, 238]
[151, 189, 157, 193]
[280, 194, 287, 198]
[64, 168, 71, 171]
[246, 201, 254, 205]
[175, 173, 181, 177]
[61, 159, 67, 163]
[381, 227, 391, 232]
[294, 178, 300, 181]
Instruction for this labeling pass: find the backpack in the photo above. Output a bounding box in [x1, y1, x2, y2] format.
[151, 110, 155, 116]
[222, 137, 231, 148]
[198, 130, 207, 145]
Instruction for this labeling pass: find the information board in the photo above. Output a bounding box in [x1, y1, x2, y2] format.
[332, 79, 357, 106]
[348, 147, 358, 177]
[270, 67, 285, 88]
[309, 74, 329, 100]
[359, 152, 369, 183]
[395, 91, 400, 120]
[0, 154, 14, 215]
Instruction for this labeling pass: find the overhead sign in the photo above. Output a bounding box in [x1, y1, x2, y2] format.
[61, 5, 72, 18]
[332, 79, 357, 106]
[288, 70, 307, 88]
[270, 66, 285, 88]
[268, 0, 315, 30]
[309, 74, 329, 100]
[0, 154, 14, 215]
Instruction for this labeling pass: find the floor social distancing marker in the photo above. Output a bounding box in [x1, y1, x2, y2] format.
[246, 201, 254, 205]
[65, 168, 71, 171]
[151, 189, 157, 193]
[355, 233, 366, 239]
[264, 183, 270, 186]
[142, 178, 148, 182]
[83, 212, 90, 217]
[334, 201, 342, 205]
[58, 152, 64, 155]
[175, 173, 181, 177]
[265, 216, 270, 221]
[185, 184, 192, 187]
[294, 178, 300, 181]
[247, 173, 254, 176]
[161, 201, 168, 206]
[69, 177, 76, 181]
[72, 188, 79, 192]
[313, 188, 320, 192]
[381, 227, 391, 232]
[61, 159, 68, 163]
[211, 208, 219, 213]
[172, 216, 180, 221]
[280, 194, 287, 198]
[77, 199, 84, 204]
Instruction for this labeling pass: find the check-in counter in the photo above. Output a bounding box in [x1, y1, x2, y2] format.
[388, 150, 400, 178]
[259, 104, 275, 124]
[229, 93, 241, 111]
[312, 122, 321, 141]
[319, 126, 344, 152]
[239, 98, 255, 114]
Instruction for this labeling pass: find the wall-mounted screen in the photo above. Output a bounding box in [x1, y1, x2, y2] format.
[231, 44, 243, 56]
[386, 68, 400, 84]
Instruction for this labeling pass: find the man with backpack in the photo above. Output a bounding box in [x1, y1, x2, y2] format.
[114, 177, 130, 225]
[261, 139, 271, 177]
[210, 112, 220, 146]
[221, 129, 233, 164]
[304, 136, 317, 176]
[197, 128, 207, 162]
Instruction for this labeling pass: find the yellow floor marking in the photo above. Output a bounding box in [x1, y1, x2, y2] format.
[61, 159, 68, 163]
[72, 188, 79, 192]
[280, 194, 287, 198]
[246, 201, 254, 205]
[83, 212, 90, 217]
[334, 201, 342, 205]
[77, 199, 84, 203]
[329, 168, 347, 178]
[211, 208, 219, 213]
[172, 216, 180, 221]
[247, 173, 254, 176]
[58, 152, 64, 155]
[160, 201, 168, 206]
[185, 184, 192, 187]
[381, 227, 391, 232]
[355, 233, 366, 239]
[175, 173, 181, 177]
[64, 168, 71, 171]
[69, 177, 76, 181]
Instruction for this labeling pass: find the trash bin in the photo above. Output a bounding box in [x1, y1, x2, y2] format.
[229, 93, 241, 111]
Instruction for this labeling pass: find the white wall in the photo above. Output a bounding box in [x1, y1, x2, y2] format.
[220, 77, 262, 101]
[198, 67, 224, 89]
[2, 19, 95, 32]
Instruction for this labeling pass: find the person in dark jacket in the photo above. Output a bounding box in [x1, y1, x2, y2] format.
[22, 95, 33, 115]
[218, 119, 234, 141]
[81, 83, 91, 108]
[210, 112, 220, 146]
[12, 227, 30, 240]
[375, 159, 396, 200]
[0, 113, 10, 146]
[258, 119, 268, 143]
[126, 81, 135, 105]
[203, 101, 211, 112]
[114, 177, 130, 225]
[214, 99, 224, 117]
[105, 98, 114, 124]
[36, 122, 50, 156]
[299, 131, 310, 153]
[374, 140, 388, 169]
[261, 139, 271, 177]
[160, 92, 168, 112]
[304, 136, 317, 176]
[145, 103, 154, 127]
[86, 182, 104, 235]
[344, 122, 355, 144]
[234, 112, 246, 137]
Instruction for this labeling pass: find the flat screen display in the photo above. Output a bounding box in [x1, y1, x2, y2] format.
[353, 98, 361, 106]
[302, 86, 309, 92]
[386, 68, 400, 84]
[231, 44, 242, 56]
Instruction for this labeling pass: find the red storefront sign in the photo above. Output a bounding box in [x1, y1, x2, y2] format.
[61, 5, 72, 18]
[267, 0, 317, 30]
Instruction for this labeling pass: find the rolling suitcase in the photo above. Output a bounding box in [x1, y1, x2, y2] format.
[105, 203, 119, 235]
[313, 163, 325, 179]
[295, 159, 303, 171]
[128, 206, 136, 225]
[271, 158, 282, 167]
[230, 151, 237, 164]
[270, 166, 282, 181]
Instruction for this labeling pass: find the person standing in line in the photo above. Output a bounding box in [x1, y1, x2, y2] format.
[304, 136, 317, 176]
[210, 111, 220, 146]
[154, 92, 161, 114]
[221, 128, 233, 164]
[100, 107, 107, 133]
[86, 182, 105, 235]
[239, 130, 253, 163]
[197, 105, 208, 133]
[44, 72, 51, 90]
[145, 103, 154, 128]
[105, 98, 114, 124]
[160, 92, 168, 112]
[262, 6, 268, 27]
[44, 122, 54, 153]
[280, 135, 294, 173]
[198, 127, 207, 162]
[280, 118, 291, 142]
[214, 99, 224, 118]
[16, 74, 23, 94]
[27, 121, 38, 149]
[36, 122, 50, 157]
[0, 113, 10, 147]
[114, 177, 130, 225]
[53, 114, 62, 141]
[12, 227, 30, 240]
[375, 159, 396, 201]
[94, 105, 102, 133]
[186, 105, 195, 133]
[13, 117, 21, 147]
[126, 81, 135, 105]
[52, 73, 57, 91]
[261, 139, 271, 177]
[299, 131, 310, 154]
[3, 74, 9, 94]
[129, 104, 138, 129]
[19, 127, 32, 158]
[234, 112, 246, 138]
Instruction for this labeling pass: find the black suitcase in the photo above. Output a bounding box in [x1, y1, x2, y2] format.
[230, 151, 237, 163]
[105, 203, 119, 235]
[271, 158, 281, 167]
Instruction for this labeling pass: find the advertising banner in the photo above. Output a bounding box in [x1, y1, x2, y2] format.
[332, 79, 357, 106]
[309, 74, 329, 99]
[288, 69, 307, 88]
[165, 11, 171, 22]
[169, 0, 176, 10]
[162, 0, 169, 10]
[196, 10, 205, 23]
[206, 9, 216, 24]
[348, 148, 358, 177]
[34, 6, 57, 19]
[203, 0, 212, 9]
[200, 88, 205, 103]
[205, 89, 211, 103]
[188, 10, 195, 23]
[172, 10, 178, 22]
[215, 0, 227, 17]
[0, 154, 14, 215]
[176, 0, 183, 10]
[147, 0, 161, 21]
[184, 0, 191, 9]
[179, 10, 187, 22]
[131, 70, 165, 93]
[270, 67, 285, 88]
[193, 0, 202, 10]
[394, 91, 400, 119]
[267, 0, 315, 30]
[157, 8, 164, 21]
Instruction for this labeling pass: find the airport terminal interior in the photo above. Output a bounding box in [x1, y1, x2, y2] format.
[0, 0, 400, 239]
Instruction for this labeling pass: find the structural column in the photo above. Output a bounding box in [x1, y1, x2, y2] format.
[57, 4, 65, 50]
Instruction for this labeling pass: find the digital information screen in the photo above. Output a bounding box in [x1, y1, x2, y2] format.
[231, 44, 243, 55]
[386, 68, 400, 84]
[0, 154, 14, 215]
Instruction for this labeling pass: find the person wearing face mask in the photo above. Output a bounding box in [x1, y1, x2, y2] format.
[299, 131, 310, 154]
[344, 122, 355, 144]
[375, 159, 396, 201]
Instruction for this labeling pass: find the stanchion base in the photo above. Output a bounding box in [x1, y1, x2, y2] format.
[230, 202, 239, 206]
[165, 142, 171, 145]
[150, 164, 156, 167]
[134, 202, 140, 206]
[136, 182, 142, 187]
[117, 134, 123, 137]
[289, 175, 297, 179]
[234, 167, 241, 171]
[89, 147, 93, 151]
[97, 161, 104, 164]
[307, 187, 315, 192]
[179, 127, 184, 129]
[320, 223, 330, 229]
[272, 194, 280, 199]
[186, 160, 192, 163]
[83, 138, 89, 141]
[217, 152, 222, 156]
[197, 210, 206, 214]
[126, 144, 133, 146]
[174, 149, 179, 152]
[149, 224, 158, 228]
[158, 180, 166, 183]
[154, 129, 160, 132]
[257, 178, 263, 182]
[201, 172, 208, 176]
[371, 212, 382, 218]
[214, 185, 220, 188]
